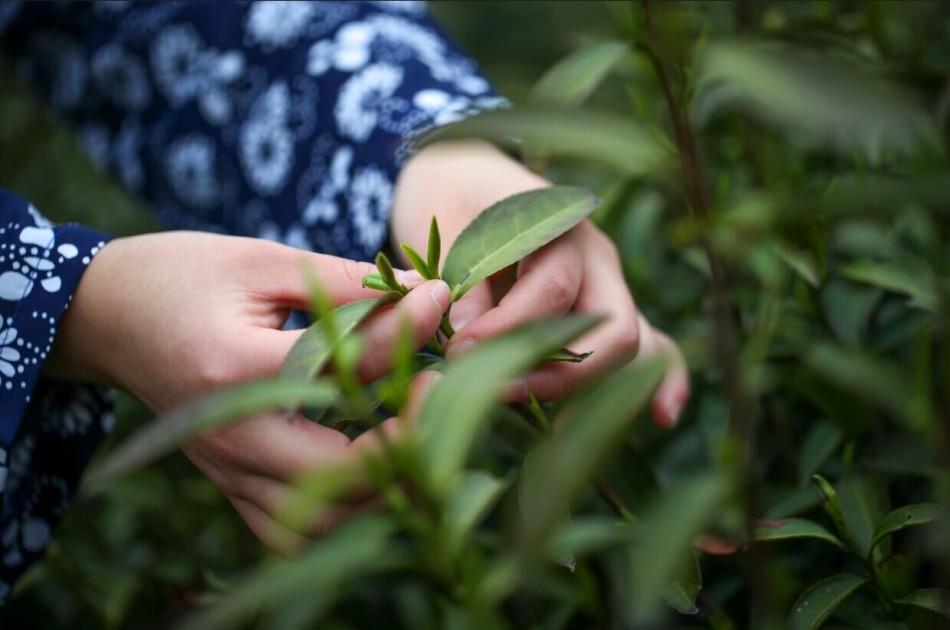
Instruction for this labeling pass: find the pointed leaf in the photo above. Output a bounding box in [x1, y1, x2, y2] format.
[841, 260, 937, 311]
[442, 186, 599, 300]
[799, 421, 843, 487]
[419, 316, 599, 496]
[362, 272, 391, 292]
[400, 243, 434, 280]
[896, 589, 950, 618]
[662, 552, 702, 615]
[837, 474, 889, 559]
[753, 518, 845, 549]
[811, 474, 851, 549]
[519, 357, 667, 548]
[281, 298, 385, 381]
[629, 474, 731, 615]
[425, 108, 669, 176]
[530, 40, 628, 107]
[788, 574, 868, 630]
[85, 378, 337, 491]
[870, 503, 945, 554]
[180, 516, 398, 630]
[443, 471, 509, 554]
[427, 215, 441, 276]
[696, 40, 939, 156]
[546, 517, 636, 559]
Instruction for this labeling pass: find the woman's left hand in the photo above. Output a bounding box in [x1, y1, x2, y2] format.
[390, 140, 689, 428]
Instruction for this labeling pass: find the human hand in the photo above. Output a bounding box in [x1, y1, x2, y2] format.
[391, 140, 689, 427]
[47, 231, 450, 549]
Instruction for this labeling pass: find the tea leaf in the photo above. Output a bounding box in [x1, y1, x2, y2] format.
[662, 552, 702, 615]
[799, 421, 843, 487]
[896, 588, 950, 618]
[375, 251, 406, 293]
[752, 518, 845, 549]
[696, 40, 938, 156]
[443, 471, 509, 555]
[869, 503, 945, 555]
[85, 378, 337, 491]
[530, 40, 628, 107]
[788, 574, 869, 630]
[281, 298, 382, 381]
[425, 108, 669, 176]
[629, 473, 731, 615]
[181, 516, 398, 630]
[841, 260, 937, 311]
[427, 215, 441, 277]
[419, 316, 599, 496]
[519, 357, 666, 547]
[442, 186, 599, 300]
[400, 243, 435, 280]
[362, 272, 391, 292]
[546, 517, 636, 559]
[837, 475, 889, 560]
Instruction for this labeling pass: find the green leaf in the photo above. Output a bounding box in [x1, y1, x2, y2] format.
[774, 243, 821, 288]
[84, 378, 337, 492]
[442, 471, 509, 555]
[375, 251, 406, 293]
[427, 215, 441, 277]
[840, 259, 938, 311]
[519, 357, 667, 548]
[799, 421, 843, 487]
[837, 474, 889, 560]
[869, 503, 945, 555]
[425, 108, 669, 176]
[546, 517, 636, 559]
[896, 588, 950, 618]
[662, 552, 702, 615]
[628, 473, 731, 616]
[400, 243, 435, 280]
[530, 40, 628, 107]
[788, 574, 868, 630]
[544, 348, 593, 363]
[180, 516, 397, 630]
[696, 40, 939, 157]
[810, 474, 851, 548]
[362, 272, 391, 292]
[418, 316, 598, 496]
[752, 518, 845, 549]
[281, 298, 382, 381]
[442, 186, 599, 300]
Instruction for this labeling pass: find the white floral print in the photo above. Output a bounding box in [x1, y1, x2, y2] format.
[245, 1, 317, 49]
[166, 135, 218, 208]
[349, 165, 392, 251]
[335, 63, 404, 141]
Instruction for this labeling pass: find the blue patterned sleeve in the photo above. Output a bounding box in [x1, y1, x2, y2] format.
[0, 190, 113, 599]
[0, 0, 503, 595]
[1, 0, 504, 261]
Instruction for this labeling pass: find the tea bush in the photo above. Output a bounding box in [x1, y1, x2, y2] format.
[1, 2, 949, 628]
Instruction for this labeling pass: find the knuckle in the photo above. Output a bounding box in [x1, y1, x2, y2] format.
[616, 323, 641, 357]
[539, 272, 577, 312]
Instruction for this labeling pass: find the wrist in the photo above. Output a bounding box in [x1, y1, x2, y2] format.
[45, 236, 131, 387]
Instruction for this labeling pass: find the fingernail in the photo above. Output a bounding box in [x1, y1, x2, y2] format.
[399, 269, 424, 287]
[428, 280, 450, 308]
[511, 377, 529, 401]
[448, 337, 475, 358]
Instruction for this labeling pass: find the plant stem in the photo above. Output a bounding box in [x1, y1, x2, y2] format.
[639, 0, 770, 621]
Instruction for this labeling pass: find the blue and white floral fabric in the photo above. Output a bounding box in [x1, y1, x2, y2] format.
[0, 0, 500, 597]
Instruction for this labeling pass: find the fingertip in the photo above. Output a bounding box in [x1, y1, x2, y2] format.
[446, 336, 476, 360]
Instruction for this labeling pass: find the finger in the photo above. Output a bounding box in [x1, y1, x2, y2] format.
[230, 496, 309, 555]
[184, 412, 352, 482]
[505, 244, 640, 402]
[446, 233, 583, 359]
[402, 370, 443, 422]
[647, 325, 690, 429]
[448, 280, 493, 334]
[355, 280, 450, 382]
[250, 278, 447, 377]
[262, 246, 422, 310]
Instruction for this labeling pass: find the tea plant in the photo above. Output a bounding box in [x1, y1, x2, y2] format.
[6, 1, 950, 628]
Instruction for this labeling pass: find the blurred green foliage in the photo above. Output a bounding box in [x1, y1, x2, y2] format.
[2, 1, 950, 628]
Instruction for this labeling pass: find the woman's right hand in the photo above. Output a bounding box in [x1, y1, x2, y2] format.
[46, 231, 451, 551]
